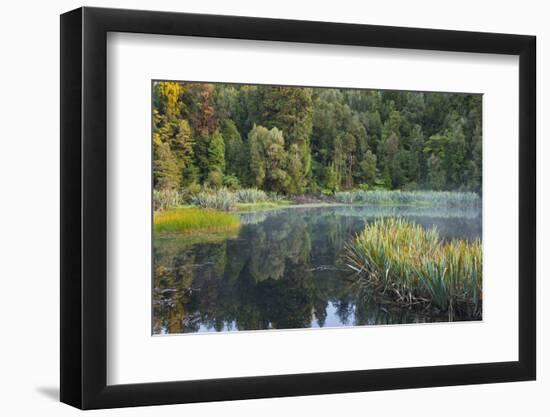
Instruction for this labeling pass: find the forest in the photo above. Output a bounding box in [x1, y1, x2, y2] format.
[153, 81, 482, 196]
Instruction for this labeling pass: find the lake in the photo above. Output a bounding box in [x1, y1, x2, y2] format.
[153, 205, 482, 334]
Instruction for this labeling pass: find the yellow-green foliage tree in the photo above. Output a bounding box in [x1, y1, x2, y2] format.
[153, 82, 197, 189]
[249, 125, 288, 192]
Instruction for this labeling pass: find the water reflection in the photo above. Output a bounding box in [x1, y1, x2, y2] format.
[153, 206, 482, 334]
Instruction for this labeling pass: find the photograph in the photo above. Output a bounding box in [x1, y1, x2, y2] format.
[152, 81, 483, 334]
[52, 3, 538, 411]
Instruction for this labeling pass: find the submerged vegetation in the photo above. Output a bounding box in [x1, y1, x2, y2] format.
[154, 208, 240, 235]
[344, 218, 482, 319]
[334, 190, 480, 207]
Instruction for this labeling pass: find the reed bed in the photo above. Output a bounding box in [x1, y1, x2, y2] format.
[343, 218, 482, 319]
[235, 188, 269, 203]
[191, 188, 238, 211]
[153, 189, 183, 211]
[334, 190, 480, 208]
[154, 208, 240, 234]
[190, 187, 285, 211]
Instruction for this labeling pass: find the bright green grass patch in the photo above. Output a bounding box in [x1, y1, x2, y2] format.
[344, 218, 482, 318]
[154, 208, 240, 234]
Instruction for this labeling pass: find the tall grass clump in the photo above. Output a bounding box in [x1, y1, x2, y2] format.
[154, 208, 240, 234]
[267, 191, 286, 203]
[343, 218, 482, 319]
[334, 190, 480, 208]
[191, 187, 238, 211]
[235, 188, 268, 204]
[334, 191, 355, 204]
[153, 189, 182, 211]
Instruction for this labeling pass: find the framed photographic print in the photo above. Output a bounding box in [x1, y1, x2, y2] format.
[60, 6, 536, 409]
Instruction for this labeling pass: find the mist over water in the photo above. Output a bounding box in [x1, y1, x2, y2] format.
[153, 206, 481, 335]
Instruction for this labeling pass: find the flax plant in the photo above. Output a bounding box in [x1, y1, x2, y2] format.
[344, 218, 482, 319]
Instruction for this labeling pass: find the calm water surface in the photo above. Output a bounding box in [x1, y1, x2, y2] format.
[153, 205, 481, 334]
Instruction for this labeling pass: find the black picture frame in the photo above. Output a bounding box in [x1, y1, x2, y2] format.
[60, 6, 536, 410]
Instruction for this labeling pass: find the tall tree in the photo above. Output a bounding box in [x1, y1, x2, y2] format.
[222, 120, 246, 179]
[249, 125, 288, 192]
[153, 82, 197, 189]
[208, 130, 226, 174]
[359, 150, 377, 185]
[153, 139, 181, 190]
[256, 86, 313, 192]
[188, 83, 218, 135]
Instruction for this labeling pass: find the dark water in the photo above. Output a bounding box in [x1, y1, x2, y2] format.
[153, 205, 482, 335]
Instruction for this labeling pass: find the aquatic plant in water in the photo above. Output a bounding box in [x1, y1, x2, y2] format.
[343, 218, 482, 319]
[154, 207, 240, 234]
[334, 190, 480, 208]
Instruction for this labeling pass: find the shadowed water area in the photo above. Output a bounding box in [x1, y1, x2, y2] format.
[153, 206, 482, 334]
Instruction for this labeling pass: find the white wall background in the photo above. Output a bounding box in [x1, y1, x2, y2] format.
[0, 0, 546, 415]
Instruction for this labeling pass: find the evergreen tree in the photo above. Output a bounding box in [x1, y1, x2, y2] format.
[193, 132, 211, 181]
[208, 130, 225, 174]
[286, 144, 304, 194]
[221, 120, 245, 179]
[359, 150, 377, 185]
[153, 140, 181, 190]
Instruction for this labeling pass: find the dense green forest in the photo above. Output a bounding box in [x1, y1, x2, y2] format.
[153, 81, 482, 195]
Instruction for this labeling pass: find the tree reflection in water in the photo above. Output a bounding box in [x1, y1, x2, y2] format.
[153, 206, 481, 334]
